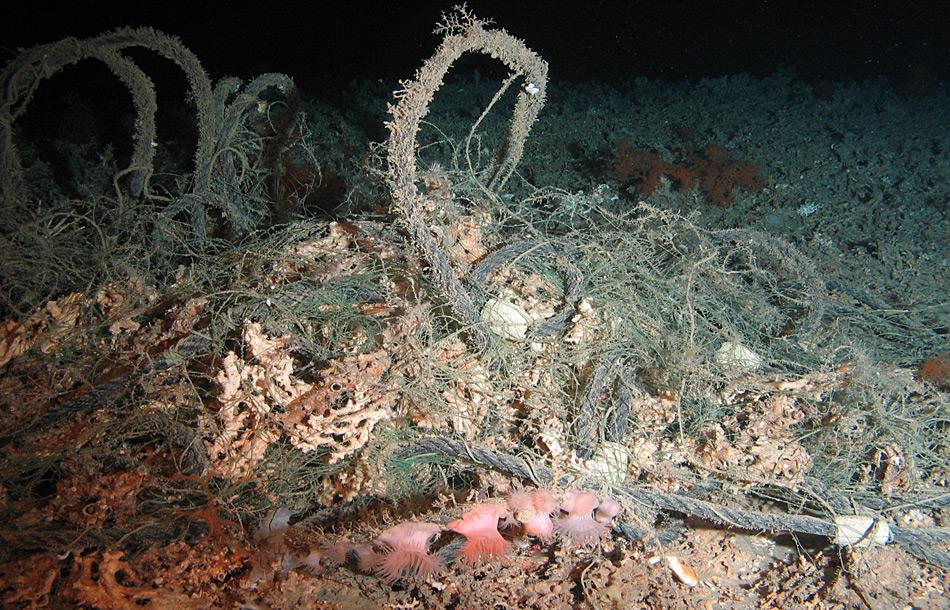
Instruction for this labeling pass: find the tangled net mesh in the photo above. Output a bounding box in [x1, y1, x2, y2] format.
[0, 9, 946, 593]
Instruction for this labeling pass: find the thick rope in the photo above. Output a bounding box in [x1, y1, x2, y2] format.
[0, 333, 210, 448]
[396, 436, 950, 568]
[467, 240, 584, 339]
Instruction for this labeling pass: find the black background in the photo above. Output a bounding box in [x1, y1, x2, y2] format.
[3, 1, 947, 92]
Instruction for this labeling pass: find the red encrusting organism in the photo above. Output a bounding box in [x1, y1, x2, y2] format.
[446, 503, 511, 565]
[507, 489, 558, 540]
[373, 522, 443, 583]
[555, 491, 608, 545]
[611, 141, 695, 196]
[688, 143, 768, 206]
[611, 140, 767, 206]
[917, 351, 950, 389]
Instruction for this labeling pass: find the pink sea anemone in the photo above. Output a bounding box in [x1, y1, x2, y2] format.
[446, 503, 511, 565]
[320, 541, 352, 566]
[594, 497, 622, 524]
[292, 548, 323, 574]
[507, 489, 558, 540]
[555, 491, 607, 545]
[373, 522, 443, 583]
[352, 543, 382, 573]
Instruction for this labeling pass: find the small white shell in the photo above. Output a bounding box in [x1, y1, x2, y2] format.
[585, 441, 630, 484]
[481, 298, 532, 341]
[832, 515, 890, 547]
[665, 556, 699, 587]
[648, 555, 699, 587]
[714, 341, 763, 373]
